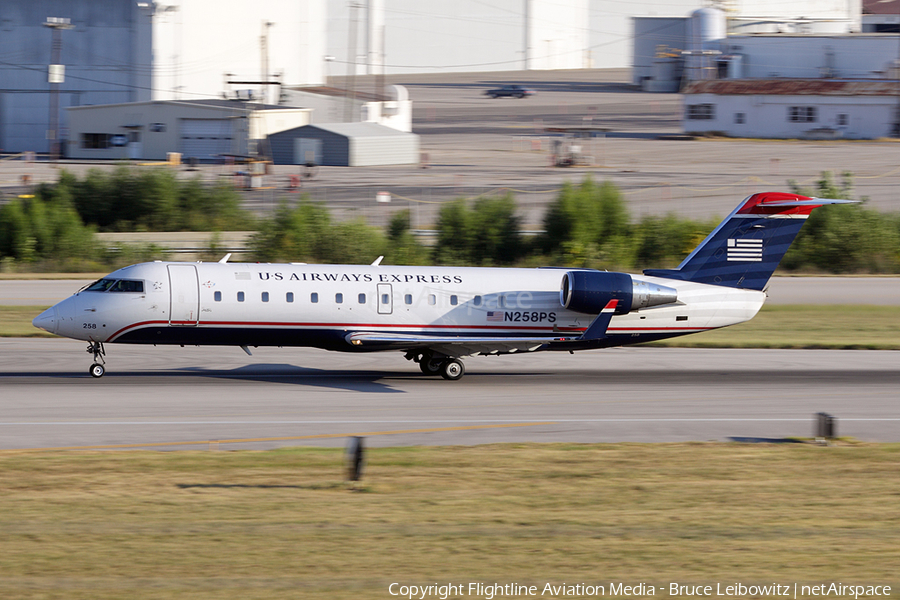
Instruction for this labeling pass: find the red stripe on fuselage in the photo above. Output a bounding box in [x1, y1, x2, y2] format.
[108, 320, 715, 342]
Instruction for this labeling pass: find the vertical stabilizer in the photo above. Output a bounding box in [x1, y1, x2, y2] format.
[643, 192, 855, 290]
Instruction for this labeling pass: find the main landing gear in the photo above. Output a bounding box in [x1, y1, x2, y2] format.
[408, 352, 466, 381]
[87, 341, 106, 378]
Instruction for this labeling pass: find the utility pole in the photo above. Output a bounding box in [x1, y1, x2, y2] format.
[44, 17, 74, 161]
[261, 21, 275, 105]
[377, 24, 385, 100]
[345, 2, 361, 122]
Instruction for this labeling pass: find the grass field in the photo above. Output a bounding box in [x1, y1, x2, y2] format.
[647, 305, 900, 350]
[0, 443, 898, 599]
[4, 304, 900, 349]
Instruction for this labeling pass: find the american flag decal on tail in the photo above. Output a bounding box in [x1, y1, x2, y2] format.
[727, 238, 763, 262]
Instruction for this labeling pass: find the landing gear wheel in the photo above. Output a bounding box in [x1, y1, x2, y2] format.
[440, 359, 465, 381]
[86, 341, 106, 378]
[419, 358, 442, 375]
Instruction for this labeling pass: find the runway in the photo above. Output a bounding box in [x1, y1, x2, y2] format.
[1, 339, 897, 450]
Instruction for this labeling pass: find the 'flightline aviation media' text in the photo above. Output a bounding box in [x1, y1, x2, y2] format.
[388, 582, 892, 600]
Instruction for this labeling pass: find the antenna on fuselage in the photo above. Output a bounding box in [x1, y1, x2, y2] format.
[218, 253, 232, 264]
[371, 256, 384, 266]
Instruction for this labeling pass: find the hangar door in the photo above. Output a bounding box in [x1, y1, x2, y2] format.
[294, 138, 322, 165]
[180, 118, 233, 161]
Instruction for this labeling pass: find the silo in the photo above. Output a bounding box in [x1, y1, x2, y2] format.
[685, 7, 726, 81]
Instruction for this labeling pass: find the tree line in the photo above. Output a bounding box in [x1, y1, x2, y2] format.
[2, 168, 898, 274]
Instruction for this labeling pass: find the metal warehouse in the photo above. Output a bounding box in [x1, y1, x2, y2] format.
[682, 79, 900, 140]
[268, 123, 420, 167]
[66, 101, 311, 162]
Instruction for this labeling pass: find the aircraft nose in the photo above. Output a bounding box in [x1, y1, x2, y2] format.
[32, 306, 58, 334]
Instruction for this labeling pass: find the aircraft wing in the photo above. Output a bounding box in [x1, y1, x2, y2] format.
[344, 302, 619, 356]
[345, 331, 578, 356]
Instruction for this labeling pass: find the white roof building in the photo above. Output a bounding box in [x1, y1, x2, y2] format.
[682, 79, 900, 139]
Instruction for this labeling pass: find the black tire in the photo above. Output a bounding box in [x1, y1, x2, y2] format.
[419, 358, 442, 375]
[90, 363, 105, 378]
[440, 359, 465, 381]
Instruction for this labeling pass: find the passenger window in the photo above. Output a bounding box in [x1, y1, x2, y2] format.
[237, 291, 245, 302]
[404, 294, 412, 305]
[214, 291, 222, 302]
[286, 292, 294, 303]
[358, 293, 366, 304]
[473, 295, 482, 306]
[310, 292, 318, 303]
[450, 295, 458, 306]
[336, 293, 343, 304]
[498, 295, 506, 308]
[261, 292, 269, 302]
[428, 294, 436, 305]
[381, 294, 389, 304]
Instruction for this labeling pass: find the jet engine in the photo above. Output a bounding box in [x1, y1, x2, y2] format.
[560, 271, 678, 315]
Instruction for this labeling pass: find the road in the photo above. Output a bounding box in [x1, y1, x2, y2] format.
[1, 341, 897, 450]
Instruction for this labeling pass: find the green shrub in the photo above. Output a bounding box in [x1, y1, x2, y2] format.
[434, 194, 524, 266]
[40, 167, 251, 232]
[0, 193, 96, 269]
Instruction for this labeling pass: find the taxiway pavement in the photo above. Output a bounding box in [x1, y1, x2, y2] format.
[1, 340, 897, 451]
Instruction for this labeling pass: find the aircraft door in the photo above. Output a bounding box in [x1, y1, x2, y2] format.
[168, 265, 200, 326]
[377, 283, 392, 315]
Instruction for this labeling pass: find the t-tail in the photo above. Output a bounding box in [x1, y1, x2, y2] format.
[643, 192, 855, 290]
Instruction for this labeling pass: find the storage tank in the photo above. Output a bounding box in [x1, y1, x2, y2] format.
[685, 7, 726, 81]
[632, 16, 689, 86]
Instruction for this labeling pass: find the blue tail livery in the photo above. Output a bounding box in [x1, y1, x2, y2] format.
[643, 192, 855, 290]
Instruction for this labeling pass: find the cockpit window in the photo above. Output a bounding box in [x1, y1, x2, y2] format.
[111, 279, 144, 292]
[85, 279, 116, 292]
[84, 278, 144, 293]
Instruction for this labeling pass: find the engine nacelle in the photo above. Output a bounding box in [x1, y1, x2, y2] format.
[560, 271, 678, 315]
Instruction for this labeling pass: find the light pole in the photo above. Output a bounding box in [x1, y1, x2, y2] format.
[261, 21, 275, 105]
[44, 17, 74, 161]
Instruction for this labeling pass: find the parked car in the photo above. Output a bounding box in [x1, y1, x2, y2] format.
[485, 85, 535, 99]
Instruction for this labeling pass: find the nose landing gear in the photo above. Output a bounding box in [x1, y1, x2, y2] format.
[87, 341, 106, 378]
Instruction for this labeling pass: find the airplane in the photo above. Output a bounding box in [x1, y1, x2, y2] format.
[32, 192, 853, 380]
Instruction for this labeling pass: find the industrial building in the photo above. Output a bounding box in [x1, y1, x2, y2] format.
[0, 1, 151, 154]
[66, 101, 311, 162]
[682, 80, 899, 139]
[634, 3, 866, 90]
[268, 122, 420, 167]
[0, 0, 325, 155]
[5, 0, 900, 152]
[280, 85, 413, 132]
[327, 0, 864, 77]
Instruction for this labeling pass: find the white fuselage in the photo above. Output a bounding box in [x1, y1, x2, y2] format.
[36, 261, 766, 351]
